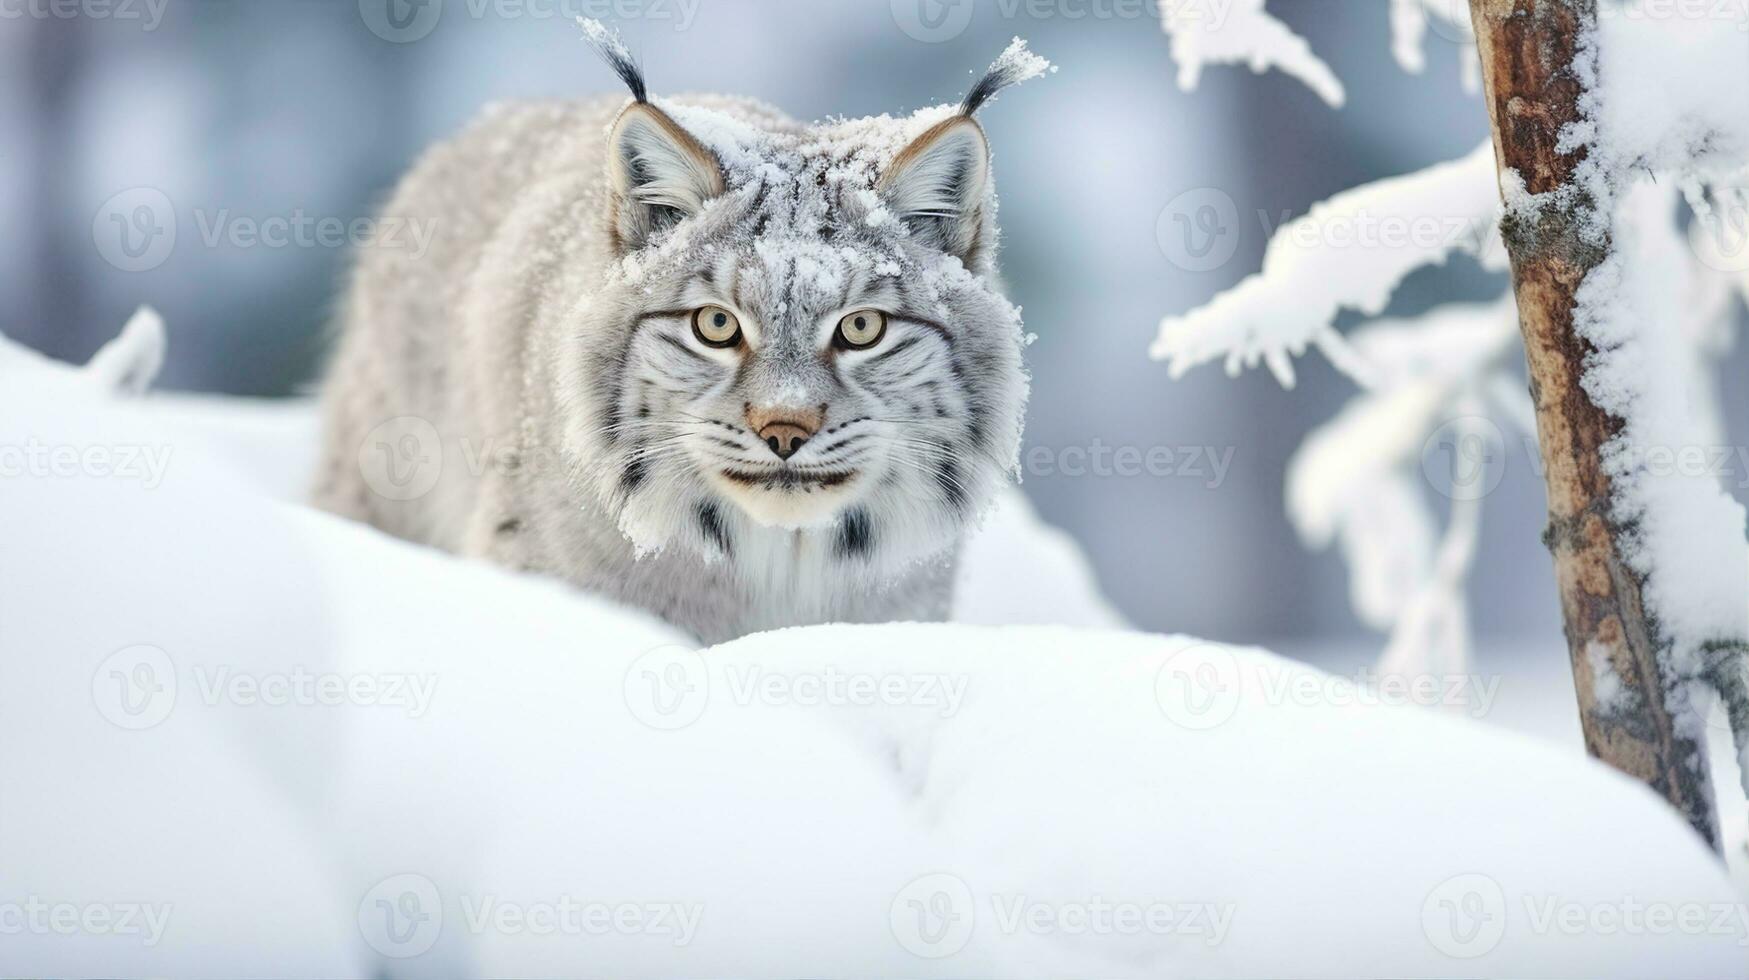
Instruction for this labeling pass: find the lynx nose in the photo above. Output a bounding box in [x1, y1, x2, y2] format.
[759, 423, 812, 460]
[746, 405, 824, 462]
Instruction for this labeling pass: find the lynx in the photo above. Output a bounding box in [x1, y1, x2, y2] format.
[315, 23, 1044, 642]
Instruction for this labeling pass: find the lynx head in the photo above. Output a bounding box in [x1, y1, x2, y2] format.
[564, 23, 1045, 579]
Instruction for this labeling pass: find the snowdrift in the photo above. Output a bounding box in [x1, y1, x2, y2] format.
[2, 319, 1745, 977]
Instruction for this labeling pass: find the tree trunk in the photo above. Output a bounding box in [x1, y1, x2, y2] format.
[1467, 0, 1718, 846]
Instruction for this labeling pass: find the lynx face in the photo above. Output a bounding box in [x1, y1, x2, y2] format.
[560, 33, 1039, 577]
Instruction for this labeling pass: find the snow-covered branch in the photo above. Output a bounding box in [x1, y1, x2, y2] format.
[1151, 140, 1504, 389]
[1159, 0, 1344, 106]
[1158, 0, 1477, 106]
[1391, 0, 1483, 90]
[1286, 298, 1521, 674]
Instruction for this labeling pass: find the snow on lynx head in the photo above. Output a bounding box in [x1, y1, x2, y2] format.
[568, 23, 1046, 575]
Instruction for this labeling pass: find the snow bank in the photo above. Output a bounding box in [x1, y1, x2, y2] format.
[2, 323, 1745, 976]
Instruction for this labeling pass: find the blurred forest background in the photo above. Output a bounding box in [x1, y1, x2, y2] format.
[5, 0, 1745, 650]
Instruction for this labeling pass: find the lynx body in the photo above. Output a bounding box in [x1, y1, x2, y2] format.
[315, 31, 1043, 642]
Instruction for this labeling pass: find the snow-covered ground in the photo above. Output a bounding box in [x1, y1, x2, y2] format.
[4, 319, 1748, 976]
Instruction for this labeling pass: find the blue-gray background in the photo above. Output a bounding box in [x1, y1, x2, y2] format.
[5, 0, 1744, 650]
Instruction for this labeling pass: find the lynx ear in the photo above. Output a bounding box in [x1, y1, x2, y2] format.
[877, 116, 990, 263]
[606, 102, 725, 253]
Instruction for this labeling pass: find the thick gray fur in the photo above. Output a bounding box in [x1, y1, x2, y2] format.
[314, 91, 1030, 644]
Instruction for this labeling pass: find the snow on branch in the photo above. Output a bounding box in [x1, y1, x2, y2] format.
[1389, 0, 1434, 73]
[1159, 0, 1479, 107]
[1159, 0, 1345, 107]
[1151, 140, 1504, 389]
[1390, 0, 1482, 91]
[1286, 297, 1521, 675]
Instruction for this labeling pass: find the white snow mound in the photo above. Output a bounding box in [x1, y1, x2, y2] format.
[1, 320, 1744, 977]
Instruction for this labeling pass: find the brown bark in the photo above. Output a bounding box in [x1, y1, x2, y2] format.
[1468, 0, 1718, 846]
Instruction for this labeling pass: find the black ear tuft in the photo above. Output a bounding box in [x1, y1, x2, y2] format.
[959, 66, 1008, 117]
[578, 17, 647, 104]
[959, 37, 1051, 116]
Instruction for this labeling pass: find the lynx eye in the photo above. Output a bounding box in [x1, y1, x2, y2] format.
[691, 305, 742, 348]
[834, 309, 888, 350]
